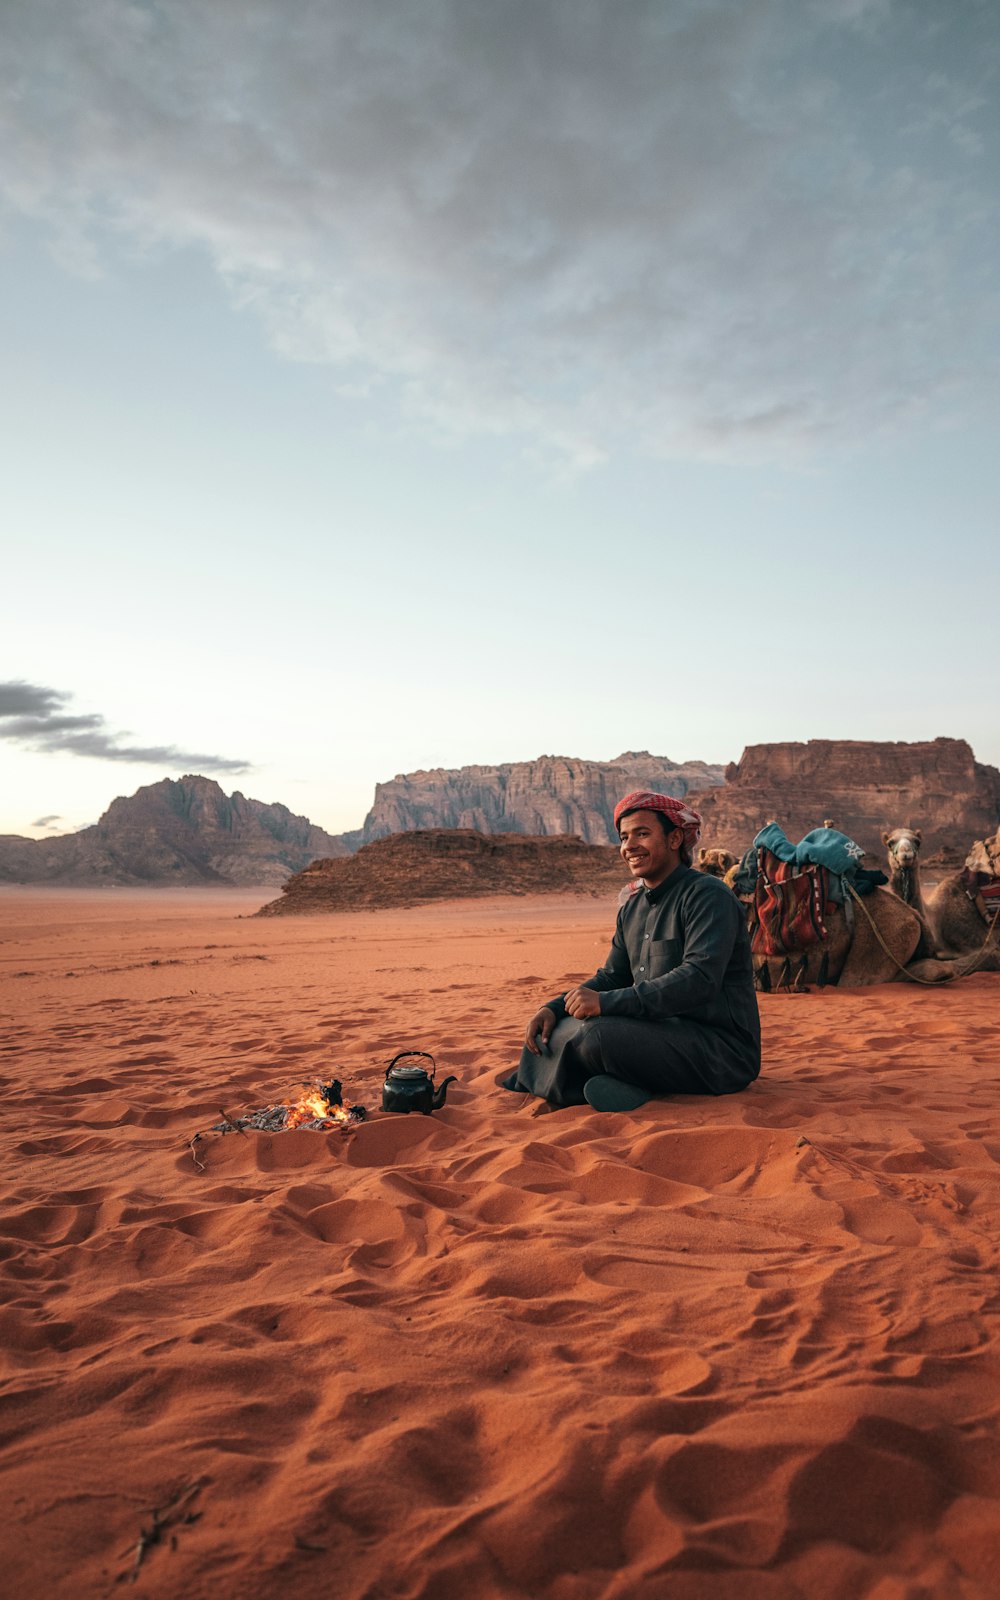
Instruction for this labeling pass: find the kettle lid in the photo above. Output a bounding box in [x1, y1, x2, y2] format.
[385, 1049, 436, 1081]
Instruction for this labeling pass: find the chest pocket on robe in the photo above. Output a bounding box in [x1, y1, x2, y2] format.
[647, 937, 685, 978]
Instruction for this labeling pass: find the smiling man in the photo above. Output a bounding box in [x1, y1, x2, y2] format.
[500, 790, 761, 1111]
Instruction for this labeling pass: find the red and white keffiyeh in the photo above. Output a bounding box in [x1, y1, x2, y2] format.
[613, 790, 702, 850]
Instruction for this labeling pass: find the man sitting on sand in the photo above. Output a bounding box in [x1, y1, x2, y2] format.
[500, 791, 761, 1112]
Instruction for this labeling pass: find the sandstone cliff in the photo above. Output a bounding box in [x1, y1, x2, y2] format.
[0, 776, 350, 886]
[357, 752, 726, 846]
[257, 829, 630, 914]
[688, 738, 1000, 863]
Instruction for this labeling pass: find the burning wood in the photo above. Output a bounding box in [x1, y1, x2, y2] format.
[209, 1078, 367, 1136]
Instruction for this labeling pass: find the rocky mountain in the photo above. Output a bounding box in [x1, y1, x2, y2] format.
[687, 738, 1000, 864]
[355, 752, 726, 846]
[0, 776, 350, 886]
[8, 738, 995, 889]
[258, 829, 630, 914]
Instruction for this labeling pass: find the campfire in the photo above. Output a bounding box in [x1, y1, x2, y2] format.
[211, 1078, 367, 1136]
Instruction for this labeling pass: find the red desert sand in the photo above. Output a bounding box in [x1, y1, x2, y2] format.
[2, 885, 1000, 1599]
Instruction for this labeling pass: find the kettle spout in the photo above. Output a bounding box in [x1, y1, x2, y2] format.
[431, 1075, 458, 1110]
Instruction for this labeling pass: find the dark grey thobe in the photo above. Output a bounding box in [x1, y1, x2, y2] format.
[502, 866, 761, 1108]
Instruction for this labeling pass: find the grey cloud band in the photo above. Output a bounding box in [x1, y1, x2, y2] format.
[0, 681, 249, 773]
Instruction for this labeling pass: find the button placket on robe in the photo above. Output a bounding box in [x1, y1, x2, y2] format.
[639, 909, 655, 973]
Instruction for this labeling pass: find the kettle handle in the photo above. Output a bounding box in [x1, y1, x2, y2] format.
[385, 1050, 436, 1081]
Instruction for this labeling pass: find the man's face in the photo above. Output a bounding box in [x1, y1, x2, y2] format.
[618, 809, 683, 888]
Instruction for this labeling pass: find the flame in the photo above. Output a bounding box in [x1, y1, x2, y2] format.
[284, 1083, 351, 1130]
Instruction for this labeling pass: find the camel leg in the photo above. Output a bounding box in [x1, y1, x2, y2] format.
[895, 956, 966, 984]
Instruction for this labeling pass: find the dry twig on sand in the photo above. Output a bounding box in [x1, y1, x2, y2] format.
[188, 1134, 206, 1172]
[217, 1107, 247, 1136]
[122, 1478, 206, 1582]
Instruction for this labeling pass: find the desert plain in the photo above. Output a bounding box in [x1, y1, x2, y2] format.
[2, 885, 1000, 1600]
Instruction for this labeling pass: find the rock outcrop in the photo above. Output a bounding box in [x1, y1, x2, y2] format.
[257, 829, 630, 914]
[0, 776, 350, 886]
[357, 752, 726, 846]
[688, 739, 1000, 864]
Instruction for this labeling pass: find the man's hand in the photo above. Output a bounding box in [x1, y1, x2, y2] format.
[524, 1006, 557, 1055]
[565, 986, 601, 1020]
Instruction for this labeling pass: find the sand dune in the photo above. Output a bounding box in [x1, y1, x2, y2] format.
[2, 886, 999, 1598]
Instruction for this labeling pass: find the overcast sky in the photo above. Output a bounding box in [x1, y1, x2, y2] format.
[2, 0, 998, 837]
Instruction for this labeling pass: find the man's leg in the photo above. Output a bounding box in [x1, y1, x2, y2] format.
[574, 1016, 750, 1100]
[502, 1014, 752, 1110]
[499, 1015, 600, 1107]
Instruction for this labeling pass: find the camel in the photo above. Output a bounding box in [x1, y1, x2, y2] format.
[923, 830, 1000, 970]
[751, 886, 931, 990]
[745, 820, 995, 989]
[882, 826, 938, 958]
[697, 846, 739, 879]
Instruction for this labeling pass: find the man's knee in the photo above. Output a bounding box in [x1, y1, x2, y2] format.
[575, 1019, 607, 1072]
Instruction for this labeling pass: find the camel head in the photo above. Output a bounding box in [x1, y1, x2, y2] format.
[965, 830, 1000, 879]
[697, 846, 738, 878]
[883, 827, 921, 868]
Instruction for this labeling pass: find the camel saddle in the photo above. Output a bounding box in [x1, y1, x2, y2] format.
[749, 848, 832, 959]
[965, 869, 1000, 925]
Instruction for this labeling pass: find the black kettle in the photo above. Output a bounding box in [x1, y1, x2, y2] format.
[381, 1052, 457, 1115]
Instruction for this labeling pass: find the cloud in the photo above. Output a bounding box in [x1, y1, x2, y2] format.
[0, 681, 250, 773]
[1, 0, 998, 463]
[31, 814, 63, 829]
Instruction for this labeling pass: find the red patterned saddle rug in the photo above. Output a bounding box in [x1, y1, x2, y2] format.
[750, 848, 830, 958]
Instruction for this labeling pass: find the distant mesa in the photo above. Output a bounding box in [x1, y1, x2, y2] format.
[257, 829, 630, 915]
[686, 737, 1000, 864]
[0, 776, 350, 887]
[349, 740, 1000, 867]
[355, 751, 726, 846]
